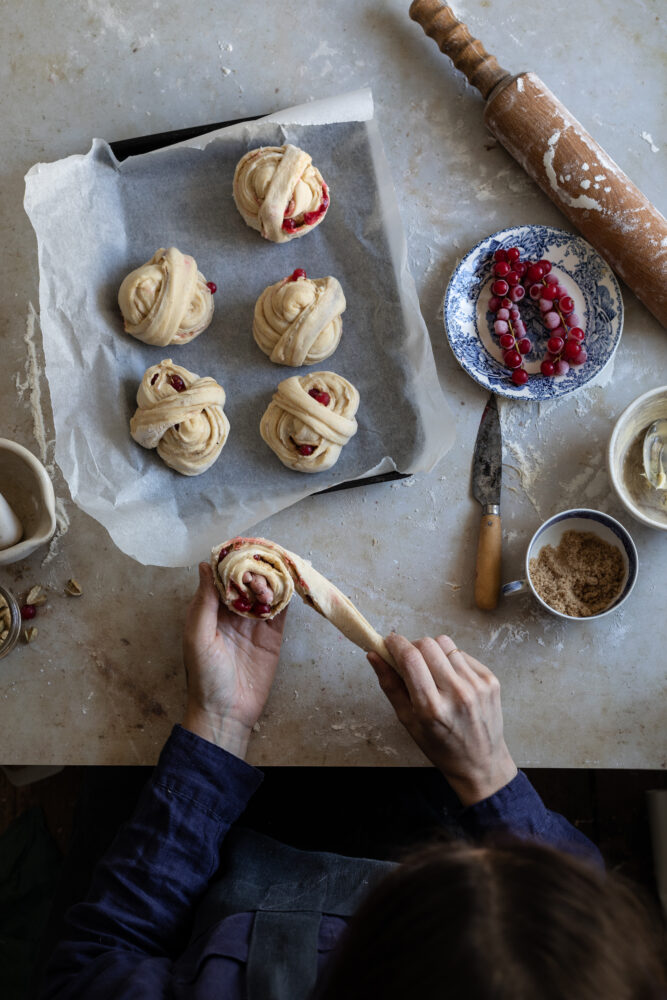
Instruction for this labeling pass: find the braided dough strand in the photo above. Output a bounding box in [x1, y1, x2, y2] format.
[260, 371, 359, 472]
[212, 536, 396, 668]
[233, 144, 329, 244]
[130, 359, 229, 476]
[254, 273, 346, 366]
[118, 247, 214, 346]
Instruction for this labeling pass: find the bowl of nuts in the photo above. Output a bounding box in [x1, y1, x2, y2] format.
[0, 439, 56, 565]
[0, 586, 21, 658]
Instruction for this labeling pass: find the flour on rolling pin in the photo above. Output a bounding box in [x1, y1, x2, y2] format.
[484, 72, 667, 326]
[409, 0, 667, 328]
[0, 493, 23, 549]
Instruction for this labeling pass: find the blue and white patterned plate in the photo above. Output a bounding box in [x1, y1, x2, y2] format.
[443, 225, 623, 400]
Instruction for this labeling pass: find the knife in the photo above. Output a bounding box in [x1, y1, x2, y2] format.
[471, 393, 502, 610]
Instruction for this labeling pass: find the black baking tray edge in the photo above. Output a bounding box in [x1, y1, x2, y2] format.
[109, 119, 410, 496]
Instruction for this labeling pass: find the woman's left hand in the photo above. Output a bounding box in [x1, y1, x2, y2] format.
[182, 562, 287, 757]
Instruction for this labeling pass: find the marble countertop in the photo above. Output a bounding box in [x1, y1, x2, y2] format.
[1, 0, 665, 767]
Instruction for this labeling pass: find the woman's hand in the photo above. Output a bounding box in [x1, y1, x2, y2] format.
[182, 562, 286, 757]
[368, 634, 517, 807]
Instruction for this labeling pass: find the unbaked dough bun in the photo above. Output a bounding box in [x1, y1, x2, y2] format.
[211, 536, 396, 667]
[253, 269, 346, 366]
[118, 247, 214, 346]
[260, 371, 359, 473]
[233, 144, 329, 244]
[130, 359, 229, 476]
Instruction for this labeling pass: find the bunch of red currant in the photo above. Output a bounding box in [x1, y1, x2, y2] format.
[488, 247, 587, 387]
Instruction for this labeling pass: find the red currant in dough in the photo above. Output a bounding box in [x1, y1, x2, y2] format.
[297, 444, 316, 456]
[308, 388, 331, 406]
[511, 368, 529, 386]
[168, 374, 186, 392]
[218, 547, 230, 562]
[233, 595, 254, 613]
[288, 268, 307, 282]
[254, 602, 272, 616]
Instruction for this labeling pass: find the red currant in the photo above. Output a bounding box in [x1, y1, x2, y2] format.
[308, 388, 331, 406]
[507, 247, 521, 262]
[554, 359, 570, 376]
[563, 339, 582, 361]
[488, 296, 501, 312]
[500, 298, 511, 309]
[527, 263, 544, 282]
[168, 374, 186, 392]
[499, 333, 515, 349]
[547, 336, 564, 354]
[529, 283, 543, 299]
[537, 259, 552, 274]
[494, 261, 510, 277]
[560, 296, 575, 314]
[288, 268, 307, 282]
[206, 281, 217, 294]
[21, 604, 37, 620]
[511, 368, 529, 386]
[568, 327, 585, 341]
[514, 261, 528, 276]
[503, 349, 522, 369]
[494, 320, 509, 335]
[572, 347, 588, 364]
[518, 338, 531, 354]
[509, 285, 525, 302]
[541, 360, 556, 376]
[494, 249, 508, 262]
[492, 279, 509, 296]
[297, 444, 316, 456]
[506, 270, 520, 286]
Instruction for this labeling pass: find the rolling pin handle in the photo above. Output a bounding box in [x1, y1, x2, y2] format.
[409, 0, 511, 99]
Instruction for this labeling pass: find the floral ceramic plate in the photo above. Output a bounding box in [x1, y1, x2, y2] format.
[443, 225, 623, 400]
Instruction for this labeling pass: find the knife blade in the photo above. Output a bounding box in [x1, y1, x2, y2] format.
[471, 393, 502, 610]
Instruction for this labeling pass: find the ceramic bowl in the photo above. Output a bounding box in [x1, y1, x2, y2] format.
[0, 439, 56, 565]
[444, 225, 623, 400]
[608, 386, 667, 532]
[502, 508, 638, 620]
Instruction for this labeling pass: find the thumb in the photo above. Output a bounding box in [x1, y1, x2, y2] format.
[185, 562, 221, 641]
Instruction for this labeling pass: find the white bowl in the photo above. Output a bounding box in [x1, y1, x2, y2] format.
[0, 439, 56, 564]
[608, 386, 667, 532]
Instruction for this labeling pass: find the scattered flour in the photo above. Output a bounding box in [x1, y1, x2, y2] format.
[14, 303, 71, 564]
[640, 131, 660, 153]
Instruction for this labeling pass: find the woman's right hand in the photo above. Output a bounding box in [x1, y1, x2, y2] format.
[367, 634, 517, 807]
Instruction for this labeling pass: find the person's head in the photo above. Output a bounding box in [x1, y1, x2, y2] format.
[313, 839, 665, 1000]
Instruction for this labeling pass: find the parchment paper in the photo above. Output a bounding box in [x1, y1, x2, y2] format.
[24, 90, 455, 567]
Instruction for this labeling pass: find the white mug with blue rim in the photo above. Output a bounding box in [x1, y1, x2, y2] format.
[502, 508, 638, 621]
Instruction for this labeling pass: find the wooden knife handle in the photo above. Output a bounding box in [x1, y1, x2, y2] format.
[474, 511, 501, 610]
[409, 0, 511, 99]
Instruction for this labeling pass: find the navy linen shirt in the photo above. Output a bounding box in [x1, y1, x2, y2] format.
[40, 725, 602, 999]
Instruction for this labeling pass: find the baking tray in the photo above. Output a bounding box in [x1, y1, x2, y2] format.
[109, 117, 409, 496]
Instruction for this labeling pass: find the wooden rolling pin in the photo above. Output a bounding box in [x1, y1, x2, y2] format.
[409, 0, 667, 328]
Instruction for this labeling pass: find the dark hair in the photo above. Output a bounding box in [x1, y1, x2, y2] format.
[313, 839, 665, 1000]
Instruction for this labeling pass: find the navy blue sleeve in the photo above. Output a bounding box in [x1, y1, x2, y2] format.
[459, 769, 603, 866]
[40, 725, 263, 999]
